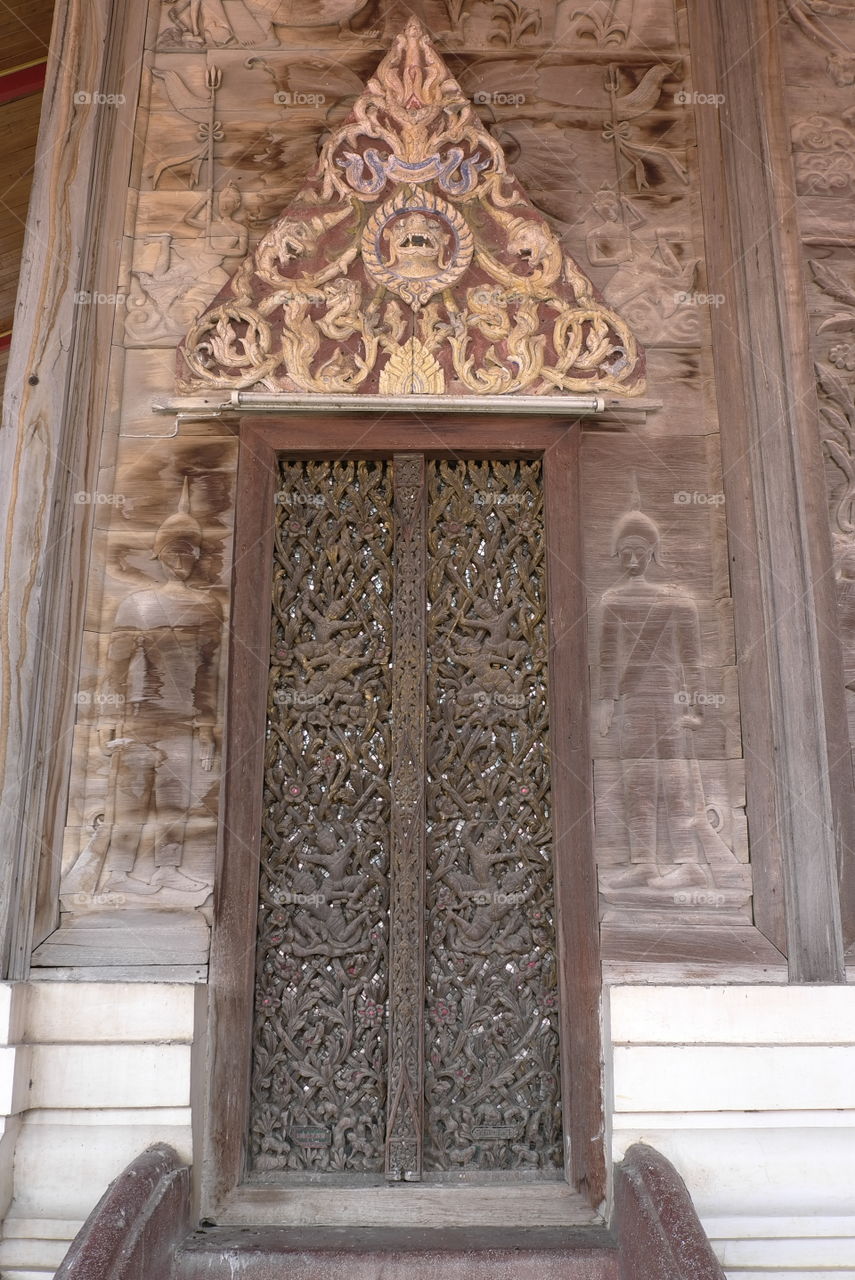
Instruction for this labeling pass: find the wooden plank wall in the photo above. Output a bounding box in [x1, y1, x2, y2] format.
[0, 1, 54, 395]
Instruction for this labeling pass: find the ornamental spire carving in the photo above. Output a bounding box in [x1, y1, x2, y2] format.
[177, 17, 645, 398]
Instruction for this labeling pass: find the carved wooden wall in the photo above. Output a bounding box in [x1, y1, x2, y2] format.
[782, 2, 855, 813]
[28, 0, 773, 972]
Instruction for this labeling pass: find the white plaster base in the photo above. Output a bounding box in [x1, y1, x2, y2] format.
[0, 981, 200, 1278]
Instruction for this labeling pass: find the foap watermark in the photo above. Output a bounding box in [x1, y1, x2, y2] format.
[473, 90, 526, 106]
[674, 690, 725, 709]
[271, 889, 324, 907]
[274, 490, 324, 507]
[673, 490, 725, 506]
[273, 688, 326, 708]
[73, 491, 127, 506]
[461, 689, 529, 710]
[273, 91, 326, 107]
[673, 890, 727, 908]
[73, 291, 126, 306]
[465, 889, 526, 907]
[71, 890, 126, 907]
[473, 492, 527, 507]
[74, 91, 126, 106]
[674, 90, 725, 107]
[75, 691, 125, 707]
[675, 291, 725, 307]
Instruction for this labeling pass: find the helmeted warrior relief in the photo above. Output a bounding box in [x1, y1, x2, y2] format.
[62, 481, 222, 909]
[596, 498, 751, 911]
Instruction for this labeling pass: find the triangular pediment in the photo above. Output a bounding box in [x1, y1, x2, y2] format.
[177, 18, 645, 399]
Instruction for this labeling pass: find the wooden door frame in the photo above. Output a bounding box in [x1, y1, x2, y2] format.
[202, 413, 604, 1221]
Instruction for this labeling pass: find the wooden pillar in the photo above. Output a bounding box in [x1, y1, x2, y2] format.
[0, 0, 147, 977]
[689, 0, 852, 980]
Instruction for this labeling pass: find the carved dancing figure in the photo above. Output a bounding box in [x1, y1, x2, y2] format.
[96, 481, 222, 897]
[597, 505, 744, 893]
[294, 598, 363, 667]
[288, 823, 376, 954]
[160, 0, 237, 46]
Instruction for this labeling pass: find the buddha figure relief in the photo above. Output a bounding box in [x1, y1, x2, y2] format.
[596, 502, 750, 907]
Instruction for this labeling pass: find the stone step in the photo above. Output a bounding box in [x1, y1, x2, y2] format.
[174, 1226, 619, 1280]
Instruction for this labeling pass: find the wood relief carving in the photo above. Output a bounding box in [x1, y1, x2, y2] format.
[783, 3, 855, 765]
[593, 487, 751, 919]
[786, 0, 855, 84]
[602, 63, 688, 191]
[251, 457, 562, 1179]
[251, 460, 393, 1174]
[157, 0, 381, 49]
[568, 0, 635, 46]
[584, 189, 700, 345]
[424, 459, 561, 1174]
[177, 18, 646, 397]
[61, 478, 226, 915]
[45, 0, 748, 975]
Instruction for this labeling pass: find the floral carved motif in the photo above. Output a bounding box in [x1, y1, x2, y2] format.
[177, 17, 645, 398]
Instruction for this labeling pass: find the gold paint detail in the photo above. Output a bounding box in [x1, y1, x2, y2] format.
[177, 17, 645, 399]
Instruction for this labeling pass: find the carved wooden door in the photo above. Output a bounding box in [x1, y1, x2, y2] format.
[249, 452, 564, 1186]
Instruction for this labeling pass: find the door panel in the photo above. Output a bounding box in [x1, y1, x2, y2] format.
[248, 453, 561, 1184]
[251, 459, 394, 1176]
[424, 458, 562, 1175]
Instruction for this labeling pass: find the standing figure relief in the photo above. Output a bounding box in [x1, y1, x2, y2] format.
[63, 480, 223, 908]
[596, 502, 750, 909]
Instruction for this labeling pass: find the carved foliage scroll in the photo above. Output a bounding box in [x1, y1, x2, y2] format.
[250, 455, 562, 1180]
[250, 460, 393, 1175]
[177, 18, 645, 399]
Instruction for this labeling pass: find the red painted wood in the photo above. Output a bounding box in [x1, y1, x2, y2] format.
[0, 59, 47, 104]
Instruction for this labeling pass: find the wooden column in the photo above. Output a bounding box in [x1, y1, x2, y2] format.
[544, 427, 605, 1208]
[689, 0, 852, 979]
[385, 453, 427, 1182]
[0, 0, 147, 977]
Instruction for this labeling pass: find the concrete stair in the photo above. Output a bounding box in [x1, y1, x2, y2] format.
[172, 1226, 620, 1280]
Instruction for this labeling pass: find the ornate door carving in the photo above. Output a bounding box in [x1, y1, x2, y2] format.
[250, 454, 562, 1184]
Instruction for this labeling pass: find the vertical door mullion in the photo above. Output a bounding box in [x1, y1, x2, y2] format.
[385, 453, 427, 1181]
[543, 429, 605, 1203]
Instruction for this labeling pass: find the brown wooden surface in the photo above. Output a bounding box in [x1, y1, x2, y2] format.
[544, 429, 605, 1211]
[0, 2, 54, 75]
[247, 416, 584, 458]
[0, 0, 55, 396]
[204, 431, 277, 1211]
[601, 924, 787, 978]
[688, 0, 848, 980]
[205, 416, 606, 1218]
[386, 453, 427, 1181]
[0, 0, 148, 979]
[0, 95, 43, 340]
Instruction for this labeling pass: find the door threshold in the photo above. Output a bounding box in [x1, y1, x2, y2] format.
[215, 1183, 601, 1228]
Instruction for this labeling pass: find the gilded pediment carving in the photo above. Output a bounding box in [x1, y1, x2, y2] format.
[177, 17, 645, 398]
